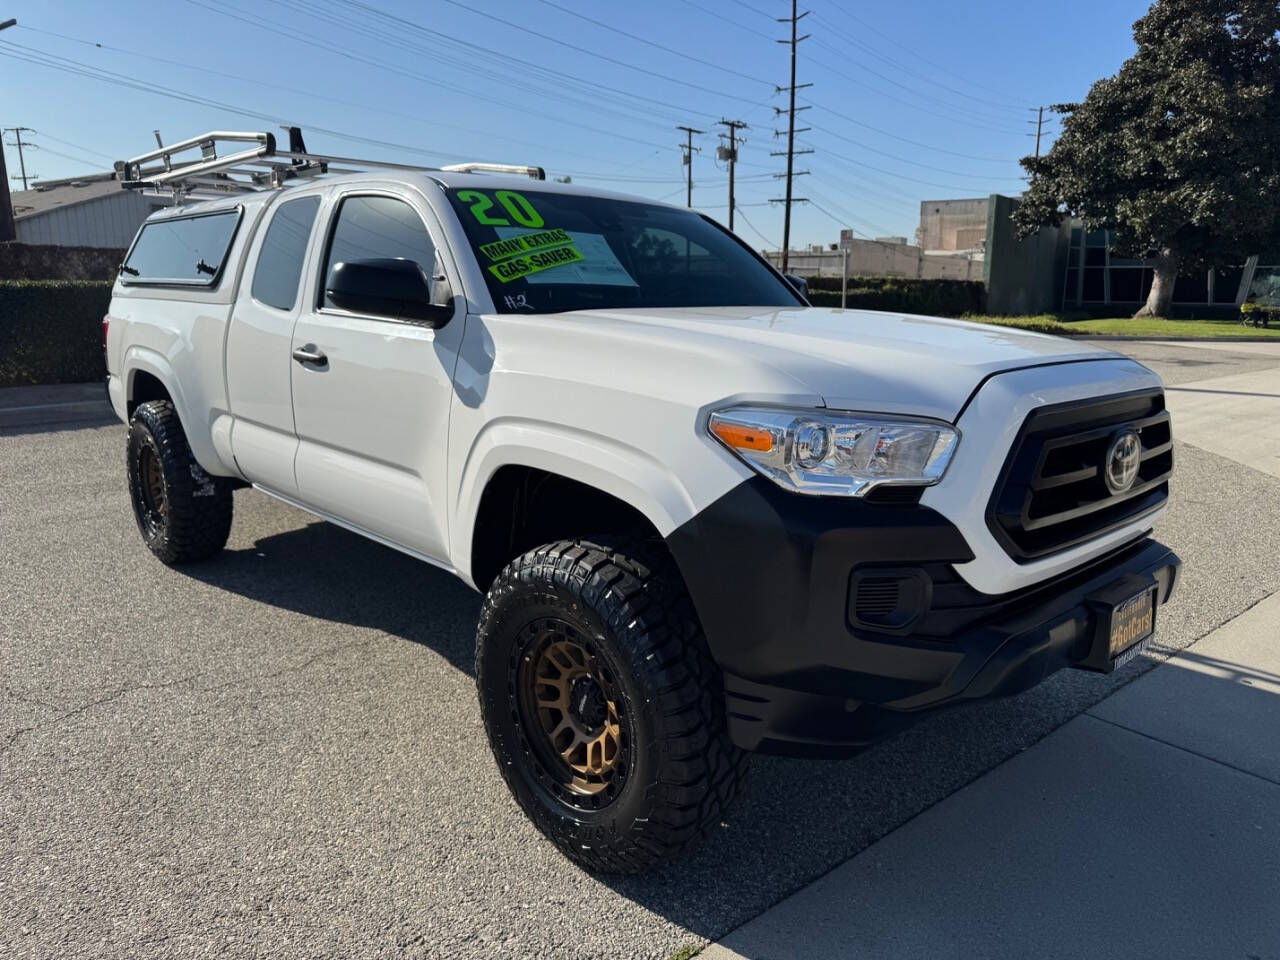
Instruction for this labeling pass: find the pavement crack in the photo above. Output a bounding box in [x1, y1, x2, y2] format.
[1, 673, 206, 754]
[1, 636, 382, 754]
[196, 636, 381, 694]
[1, 687, 63, 712]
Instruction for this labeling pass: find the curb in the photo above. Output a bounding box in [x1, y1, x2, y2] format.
[1066, 334, 1280, 342]
[0, 383, 117, 430]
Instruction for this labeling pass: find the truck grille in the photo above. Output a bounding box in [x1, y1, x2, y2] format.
[987, 390, 1172, 562]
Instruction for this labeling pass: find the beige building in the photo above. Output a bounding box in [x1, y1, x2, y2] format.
[767, 237, 984, 282]
[917, 198, 989, 253]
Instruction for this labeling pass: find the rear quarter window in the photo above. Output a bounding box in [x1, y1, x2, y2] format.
[121, 209, 242, 286]
[251, 196, 321, 311]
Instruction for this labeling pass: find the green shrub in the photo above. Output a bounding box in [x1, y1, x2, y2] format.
[804, 276, 986, 316]
[1240, 300, 1280, 328]
[0, 280, 113, 387]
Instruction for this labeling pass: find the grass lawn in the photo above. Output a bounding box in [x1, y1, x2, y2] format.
[965, 313, 1280, 339]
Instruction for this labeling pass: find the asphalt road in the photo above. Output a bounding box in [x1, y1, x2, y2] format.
[3, 341, 1280, 959]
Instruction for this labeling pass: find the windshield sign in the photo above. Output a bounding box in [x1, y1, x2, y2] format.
[446, 188, 800, 314]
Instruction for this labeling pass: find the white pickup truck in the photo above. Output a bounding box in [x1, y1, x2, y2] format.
[105, 131, 1179, 873]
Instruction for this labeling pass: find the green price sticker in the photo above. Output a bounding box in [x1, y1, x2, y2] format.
[479, 228, 573, 262]
[488, 245, 585, 283]
[457, 189, 545, 228]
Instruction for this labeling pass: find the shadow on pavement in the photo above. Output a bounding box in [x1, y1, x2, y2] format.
[174, 507, 1196, 945]
[178, 517, 482, 676]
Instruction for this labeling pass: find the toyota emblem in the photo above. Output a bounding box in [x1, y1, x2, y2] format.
[1104, 429, 1142, 495]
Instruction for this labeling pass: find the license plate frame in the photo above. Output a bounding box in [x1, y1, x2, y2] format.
[1079, 575, 1159, 673]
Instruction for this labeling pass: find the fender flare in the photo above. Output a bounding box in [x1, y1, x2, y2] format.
[452, 419, 718, 588]
[122, 347, 235, 476]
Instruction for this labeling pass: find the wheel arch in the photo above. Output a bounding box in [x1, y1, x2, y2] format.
[455, 419, 720, 590]
[122, 348, 232, 476]
[466, 463, 669, 593]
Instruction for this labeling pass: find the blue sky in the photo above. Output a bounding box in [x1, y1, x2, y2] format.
[2, 0, 1153, 246]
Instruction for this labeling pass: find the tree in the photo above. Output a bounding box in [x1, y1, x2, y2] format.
[1014, 0, 1280, 318]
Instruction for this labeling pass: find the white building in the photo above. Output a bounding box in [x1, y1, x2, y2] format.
[10, 173, 167, 249]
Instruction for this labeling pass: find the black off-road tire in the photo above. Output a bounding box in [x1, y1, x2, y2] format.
[126, 400, 233, 565]
[475, 538, 748, 874]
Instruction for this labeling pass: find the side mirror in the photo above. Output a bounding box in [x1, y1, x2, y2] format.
[783, 273, 809, 300]
[326, 258, 452, 326]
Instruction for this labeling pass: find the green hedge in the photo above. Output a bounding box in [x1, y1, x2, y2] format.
[805, 276, 986, 317]
[0, 281, 113, 387]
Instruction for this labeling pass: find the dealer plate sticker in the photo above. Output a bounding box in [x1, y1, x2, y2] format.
[1109, 589, 1154, 659]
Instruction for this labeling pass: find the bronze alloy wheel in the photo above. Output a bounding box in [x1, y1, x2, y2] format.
[137, 438, 169, 535]
[513, 617, 630, 809]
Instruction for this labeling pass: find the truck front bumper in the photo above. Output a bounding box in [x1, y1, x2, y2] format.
[666, 476, 1180, 756]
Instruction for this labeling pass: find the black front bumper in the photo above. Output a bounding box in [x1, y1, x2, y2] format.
[666, 477, 1180, 756]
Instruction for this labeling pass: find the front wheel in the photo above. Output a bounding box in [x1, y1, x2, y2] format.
[126, 400, 233, 565]
[475, 539, 747, 874]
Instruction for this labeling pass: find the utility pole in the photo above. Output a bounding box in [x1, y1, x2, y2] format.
[0, 18, 18, 242]
[4, 127, 34, 189]
[677, 125, 703, 208]
[716, 119, 747, 231]
[1033, 106, 1046, 162]
[772, 0, 811, 272]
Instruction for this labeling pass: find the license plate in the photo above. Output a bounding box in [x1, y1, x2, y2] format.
[1109, 589, 1155, 660]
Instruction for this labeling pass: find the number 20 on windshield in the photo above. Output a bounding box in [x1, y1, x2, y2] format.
[457, 190, 545, 229]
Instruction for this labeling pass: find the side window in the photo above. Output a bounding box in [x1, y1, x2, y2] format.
[321, 195, 435, 310]
[121, 210, 240, 285]
[251, 196, 321, 311]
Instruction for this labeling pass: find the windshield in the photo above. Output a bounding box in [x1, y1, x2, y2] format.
[445, 187, 802, 314]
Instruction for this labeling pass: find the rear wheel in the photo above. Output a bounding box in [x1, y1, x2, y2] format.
[126, 400, 233, 564]
[475, 539, 747, 873]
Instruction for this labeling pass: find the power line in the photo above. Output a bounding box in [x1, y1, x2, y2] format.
[16, 23, 680, 173]
[802, 97, 1021, 163]
[267, 0, 714, 130]
[338, 0, 764, 109]
[726, 0, 776, 20]
[807, 2, 1037, 108]
[527, 0, 771, 87]
[26, 128, 115, 161]
[806, 121, 1021, 182]
[0, 41, 551, 166]
[188, 0, 697, 144]
[733, 204, 779, 250]
[22, 142, 108, 170]
[801, 50, 1029, 137]
[808, 35, 1021, 128]
[672, 0, 775, 40]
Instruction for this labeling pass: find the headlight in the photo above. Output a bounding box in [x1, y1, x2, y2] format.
[707, 406, 958, 497]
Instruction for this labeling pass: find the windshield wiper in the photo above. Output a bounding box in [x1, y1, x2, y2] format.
[195, 258, 218, 276]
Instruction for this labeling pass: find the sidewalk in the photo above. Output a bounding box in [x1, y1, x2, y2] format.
[0, 382, 116, 430]
[1165, 368, 1280, 481]
[703, 592, 1280, 960]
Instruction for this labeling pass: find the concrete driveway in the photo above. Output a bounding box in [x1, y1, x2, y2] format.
[3, 339, 1279, 959]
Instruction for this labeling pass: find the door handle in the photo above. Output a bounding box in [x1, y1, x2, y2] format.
[292, 344, 328, 367]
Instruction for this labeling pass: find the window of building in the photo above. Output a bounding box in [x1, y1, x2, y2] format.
[322, 195, 435, 310]
[1060, 225, 1243, 309]
[251, 196, 321, 311]
[1213, 267, 1244, 305]
[121, 209, 240, 285]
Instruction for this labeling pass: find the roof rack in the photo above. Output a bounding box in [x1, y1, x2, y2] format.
[114, 127, 545, 200]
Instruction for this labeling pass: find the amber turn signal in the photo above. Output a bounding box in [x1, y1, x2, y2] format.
[710, 420, 774, 452]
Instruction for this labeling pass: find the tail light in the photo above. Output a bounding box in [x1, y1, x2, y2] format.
[102, 314, 110, 363]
